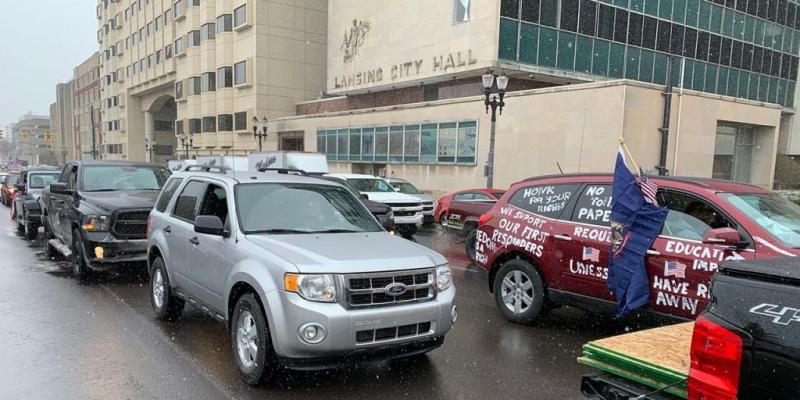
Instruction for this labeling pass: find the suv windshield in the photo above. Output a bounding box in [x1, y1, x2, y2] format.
[391, 181, 422, 194]
[349, 178, 394, 193]
[82, 165, 171, 192]
[723, 193, 800, 248]
[28, 173, 59, 189]
[236, 183, 382, 234]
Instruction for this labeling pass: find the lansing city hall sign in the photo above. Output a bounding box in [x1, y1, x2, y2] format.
[334, 19, 478, 90]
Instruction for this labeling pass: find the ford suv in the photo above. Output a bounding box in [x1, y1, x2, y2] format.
[146, 166, 456, 385]
[475, 174, 800, 323]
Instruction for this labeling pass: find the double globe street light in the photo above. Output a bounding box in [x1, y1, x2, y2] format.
[481, 72, 509, 189]
[252, 116, 268, 152]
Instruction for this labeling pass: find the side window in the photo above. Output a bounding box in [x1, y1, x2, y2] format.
[172, 180, 206, 222]
[508, 183, 581, 219]
[571, 184, 613, 225]
[66, 167, 78, 190]
[454, 193, 473, 201]
[472, 192, 496, 201]
[197, 183, 229, 224]
[155, 178, 183, 212]
[658, 190, 734, 240]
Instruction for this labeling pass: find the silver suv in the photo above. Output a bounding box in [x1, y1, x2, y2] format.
[146, 166, 456, 385]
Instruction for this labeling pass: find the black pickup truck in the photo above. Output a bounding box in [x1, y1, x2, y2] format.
[41, 160, 171, 281]
[581, 257, 800, 399]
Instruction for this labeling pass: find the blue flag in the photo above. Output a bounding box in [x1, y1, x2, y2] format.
[608, 147, 668, 318]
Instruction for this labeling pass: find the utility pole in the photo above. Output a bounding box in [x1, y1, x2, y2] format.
[89, 105, 98, 160]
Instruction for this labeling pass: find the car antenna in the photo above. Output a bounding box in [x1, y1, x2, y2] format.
[556, 161, 564, 174]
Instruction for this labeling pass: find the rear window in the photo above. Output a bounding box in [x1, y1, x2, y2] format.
[508, 183, 580, 219]
[571, 184, 612, 225]
[156, 178, 183, 212]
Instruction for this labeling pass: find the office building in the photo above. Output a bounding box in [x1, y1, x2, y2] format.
[73, 52, 102, 160]
[51, 81, 76, 163]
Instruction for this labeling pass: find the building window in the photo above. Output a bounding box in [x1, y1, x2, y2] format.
[188, 76, 201, 95]
[189, 118, 202, 134]
[234, 5, 246, 27]
[174, 0, 184, 17]
[454, 0, 470, 23]
[201, 72, 216, 92]
[218, 114, 233, 131]
[216, 14, 232, 33]
[175, 81, 184, 99]
[201, 23, 216, 40]
[164, 8, 173, 23]
[217, 66, 233, 88]
[175, 37, 184, 54]
[202, 116, 216, 133]
[147, 22, 153, 36]
[156, 50, 162, 64]
[165, 44, 173, 59]
[187, 30, 200, 46]
[234, 60, 247, 85]
[175, 120, 184, 136]
[234, 112, 247, 131]
[713, 124, 755, 183]
[155, 16, 161, 31]
[191, 0, 200, 5]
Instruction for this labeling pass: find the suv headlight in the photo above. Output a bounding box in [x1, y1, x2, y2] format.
[82, 215, 111, 231]
[284, 273, 337, 302]
[436, 265, 452, 292]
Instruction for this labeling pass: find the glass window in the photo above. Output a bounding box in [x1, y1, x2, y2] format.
[201, 23, 216, 40]
[188, 76, 201, 95]
[317, 131, 326, 154]
[628, 13, 643, 46]
[420, 124, 437, 163]
[499, 19, 518, 60]
[540, 0, 558, 27]
[217, 14, 232, 33]
[598, 5, 614, 40]
[613, 8, 628, 43]
[642, 16, 657, 49]
[349, 129, 361, 160]
[609, 42, 625, 78]
[157, 178, 183, 213]
[217, 66, 233, 88]
[500, 0, 518, 19]
[509, 184, 581, 219]
[592, 39, 610, 76]
[202, 116, 216, 133]
[337, 129, 349, 158]
[165, 8, 173, 23]
[579, 0, 597, 36]
[218, 114, 233, 131]
[389, 126, 404, 162]
[670, 24, 685, 55]
[456, 0, 473, 22]
[561, 0, 579, 32]
[404, 125, 420, 162]
[576, 35, 593, 73]
[165, 44, 173, 59]
[362, 128, 374, 158]
[656, 20, 671, 53]
[326, 129, 338, 160]
[438, 123, 457, 162]
[456, 121, 477, 163]
[202, 72, 216, 92]
[234, 61, 247, 85]
[172, 181, 205, 222]
[375, 127, 388, 161]
[571, 184, 612, 225]
[557, 31, 576, 70]
[538, 27, 557, 67]
[723, 193, 800, 248]
[520, 23, 538, 64]
[175, 80, 184, 99]
[625, 47, 640, 79]
[175, 37, 184, 54]
[82, 166, 170, 192]
[713, 124, 754, 183]
[189, 118, 202, 134]
[658, 191, 734, 240]
[188, 30, 200, 46]
[234, 4, 246, 27]
[522, 0, 540, 23]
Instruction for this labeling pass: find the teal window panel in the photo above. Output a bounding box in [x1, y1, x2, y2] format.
[600, 0, 612, 3]
[682, 59, 694, 89]
[732, 12, 745, 41]
[456, 121, 477, 164]
[519, 23, 539, 65]
[741, 72, 754, 100]
[757, 75, 768, 102]
[575, 35, 594, 73]
[673, 0, 687, 24]
[743, 15, 754, 43]
[671, 56, 682, 87]
[420, 124, 437, 163]
[362, 128, 375, 159]
[631, 0, 645, 12]
[499, 18, 519, 61]
[609, 42, 625, 78]
[768, 77, 778, 104]
[658, 0, 673, 19]
[337, 129, 350, 158]
[685, 0, 699, 27]
[639, 49, 655, 82]
[705, 64, 718, 94]
[787, 82, 795, 107]
[709, 4, 722, 34]
[316, 130, 326, 154]
[784, 27, 792, 53]
[644, 0, 659, 16]
[717, 66, 729, 95]
[698, 1, 711, 31]
[592, 39, 610, 76]
[538, 27, 558, 67]
[349, 128, 361, 160]
[727, 69, 739, 97]
[776, 80, 787, 107]
[625, 46, 640, 79]
[754, 20, 765, 46]
[374, 127, 388, 162]
[653, 52, 668, 85]
[613, 0, 627, 7]
[720, 8, 732, 36]
[692, 62, 706, 91]
[557, 31, 577, 71]
[793, 31, 800, 55]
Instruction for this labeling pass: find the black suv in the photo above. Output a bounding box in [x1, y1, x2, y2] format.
[41, 161, 171, 281]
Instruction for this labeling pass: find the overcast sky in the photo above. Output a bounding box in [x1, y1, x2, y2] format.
[0, 0, 97, 128]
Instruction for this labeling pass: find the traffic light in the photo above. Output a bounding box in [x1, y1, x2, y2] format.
[20, 131, 29, 140]
[0, 129, 4, 140]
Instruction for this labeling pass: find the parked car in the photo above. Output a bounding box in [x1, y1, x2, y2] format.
[581, 257, 800, 400]
[385, 178, 436, 224]
[40, 160, 171, 281]
[435, 188, 505, 263]
[1, 172, 19, 206]
[13, 167, 60, 239]
[318, 175, 396, 232]
[325, 173, 425, 238]
[146, 166, 456, 385]
[476, 174, 800, 323]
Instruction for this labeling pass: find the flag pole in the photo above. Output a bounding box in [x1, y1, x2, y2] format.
[617, 137, 641, 178]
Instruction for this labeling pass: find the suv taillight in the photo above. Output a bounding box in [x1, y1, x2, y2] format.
[478, 212, 493, 227]
[146, 214, 152, 238]
[688, 315, 743, 400]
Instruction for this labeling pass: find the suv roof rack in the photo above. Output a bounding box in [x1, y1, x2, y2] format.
[257, 167, 308, 176]
[184, 165, 229, 173]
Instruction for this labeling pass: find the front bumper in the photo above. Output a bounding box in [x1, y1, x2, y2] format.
[80, 231, 148, 270]
[394, 213, 424, 226]
[264, 284, 456, 365]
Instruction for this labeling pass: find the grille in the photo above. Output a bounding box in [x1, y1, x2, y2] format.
[112, 209, 150, 239]
[356, 321, 433, 344]
[394, 210, 418, 217]
[422, 206, 434, 212]
[387, 203, 422, 208]
[345, 269, 436, 309]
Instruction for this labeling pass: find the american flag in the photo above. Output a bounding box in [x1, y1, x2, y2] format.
[664, 261, 687, 279]
[583, 247, 600, 262]
[640, 173, 659, 205]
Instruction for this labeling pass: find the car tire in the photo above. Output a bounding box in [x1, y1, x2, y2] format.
[150, 257, 185, 321]
[231, 293, 276, 386]
[439, 215, 447, 229]
[464, 229, 478, 264]
[24, 216, 37, 240]
[71, 229, 92, 283]
[16, 220, 24, 234]
[493, 259, 546, 325]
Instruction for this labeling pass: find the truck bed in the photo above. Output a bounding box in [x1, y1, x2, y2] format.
[578, 322, 693, 398]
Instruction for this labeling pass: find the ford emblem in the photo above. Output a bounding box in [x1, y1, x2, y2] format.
[384, 282, 408, 297]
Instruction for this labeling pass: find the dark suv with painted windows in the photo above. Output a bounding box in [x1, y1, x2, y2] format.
[475, 174, 800, 323]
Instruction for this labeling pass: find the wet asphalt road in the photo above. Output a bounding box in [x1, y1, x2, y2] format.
[0, 214, 656, 400]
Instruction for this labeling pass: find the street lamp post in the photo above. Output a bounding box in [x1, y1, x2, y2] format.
[179, 134, 193, 159]
[252, 116, 268, 152]
[481, 72, 509, 189]
[144, 137, 154, 162]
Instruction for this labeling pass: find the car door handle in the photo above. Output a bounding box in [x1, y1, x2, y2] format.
[554, 234, 572, 241]
[163, 225, 171, 233]
[189, 237, 199, 245]
[646, 249, 661, 256]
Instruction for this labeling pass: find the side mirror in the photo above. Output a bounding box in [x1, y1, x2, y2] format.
[702, 227, 742, 246]
[360, 193, 369, 200]
[49, 182, 73, 196]
[194, 215, 226, 236]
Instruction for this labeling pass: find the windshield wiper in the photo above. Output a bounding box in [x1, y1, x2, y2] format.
[310, 229, 365, 234]
[84, 188, 119, 192]
[248, 228, 310, 234]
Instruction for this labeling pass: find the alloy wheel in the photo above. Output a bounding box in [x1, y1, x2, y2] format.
[152, 269, 165, 309]
[236, 311, 259, 369]
[500, 270, 534, 314]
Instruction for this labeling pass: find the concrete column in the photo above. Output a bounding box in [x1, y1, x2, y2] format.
[144, 111, 154, 163]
